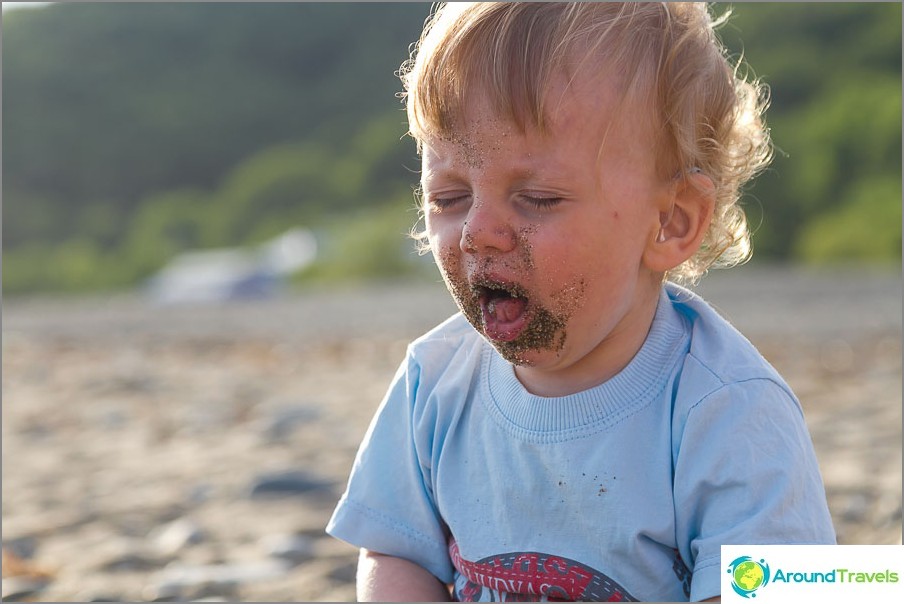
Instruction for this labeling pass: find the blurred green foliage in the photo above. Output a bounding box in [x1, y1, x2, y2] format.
[2, 2, 901, 294]
[715, 2, 902, 262]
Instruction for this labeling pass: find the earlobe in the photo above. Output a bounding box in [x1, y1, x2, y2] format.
[643, 172, 715, 273]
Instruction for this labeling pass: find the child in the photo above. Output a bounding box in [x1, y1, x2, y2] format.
[327, 3, 836, 601]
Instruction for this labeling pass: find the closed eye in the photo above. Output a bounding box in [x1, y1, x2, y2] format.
[428, 195, 470, 212]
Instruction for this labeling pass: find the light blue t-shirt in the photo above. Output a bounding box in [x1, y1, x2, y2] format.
[327, 283, 836, 601]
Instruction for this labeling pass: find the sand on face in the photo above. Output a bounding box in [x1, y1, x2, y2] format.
[2, 266, 901, 601]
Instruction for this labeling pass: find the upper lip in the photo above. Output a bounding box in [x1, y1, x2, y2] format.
[469, 274, 529, 302]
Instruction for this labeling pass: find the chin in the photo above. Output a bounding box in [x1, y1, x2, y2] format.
[486, 332, 566, 368]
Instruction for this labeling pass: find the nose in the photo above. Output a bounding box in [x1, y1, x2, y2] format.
[460, 199, 517, 254]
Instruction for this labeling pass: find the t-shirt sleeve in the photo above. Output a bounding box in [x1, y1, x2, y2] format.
[326, 351, 453, 584]
[672, 378, 837, 601]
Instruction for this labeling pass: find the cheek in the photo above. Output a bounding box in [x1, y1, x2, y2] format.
[430, 241, 467, 298]
[549, 276, 589, 320]
[530, 228, 624, 313]
[532, 228, 597, 274]
[431, 243, 462, 280]
[425, 213, 460, 251]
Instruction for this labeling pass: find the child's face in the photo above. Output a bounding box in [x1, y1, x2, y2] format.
[421, 75, 673, 396]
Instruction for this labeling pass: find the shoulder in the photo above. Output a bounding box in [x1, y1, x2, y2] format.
[666, 283, 793, 392]
[411, 311, 478, 346]
[402, 313, 486, 397]
[664, 283, 802, 421]
[408, 312, 484, 363]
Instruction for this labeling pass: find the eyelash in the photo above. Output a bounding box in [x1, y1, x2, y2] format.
[521, 196, 562, 209]
[428, 195, 469, 211]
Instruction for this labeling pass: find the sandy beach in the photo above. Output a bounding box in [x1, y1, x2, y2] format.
[2, 265, 901, 601]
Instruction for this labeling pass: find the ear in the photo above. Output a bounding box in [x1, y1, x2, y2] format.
[643, 172, 715, 273]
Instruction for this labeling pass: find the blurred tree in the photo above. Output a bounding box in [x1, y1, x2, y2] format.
[2, 2, 425, 245]
[717, 2, 902, 260]
[121, 188, 212, 280]
[796, 176, 902, 263]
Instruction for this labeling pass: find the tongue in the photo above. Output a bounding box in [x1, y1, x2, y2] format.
[482, 296, 528, 342]
[489, 297, 527, 323]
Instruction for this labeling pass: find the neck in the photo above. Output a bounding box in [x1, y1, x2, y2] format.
[514, 279, 663, 397]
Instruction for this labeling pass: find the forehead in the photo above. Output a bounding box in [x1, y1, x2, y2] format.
[420, 71, 656, 175]
[421, 121, 526, 178]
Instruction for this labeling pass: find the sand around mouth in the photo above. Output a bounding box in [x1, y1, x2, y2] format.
[2, 267, 901, 601]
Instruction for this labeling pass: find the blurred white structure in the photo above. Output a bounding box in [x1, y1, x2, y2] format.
[258, 228, 319, 275]
[145, 228, 317, 305]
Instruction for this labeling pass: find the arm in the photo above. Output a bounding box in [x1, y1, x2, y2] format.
[357, 549, 452, 602]
[674, 380, 834, 601]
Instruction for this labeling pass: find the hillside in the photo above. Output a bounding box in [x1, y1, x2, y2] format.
[2, 2, 901, 293]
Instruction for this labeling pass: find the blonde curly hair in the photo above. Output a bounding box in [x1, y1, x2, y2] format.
[399, 2, 772, 283]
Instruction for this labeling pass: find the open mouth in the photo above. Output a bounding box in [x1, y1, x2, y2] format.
[474, 282, 530, 342]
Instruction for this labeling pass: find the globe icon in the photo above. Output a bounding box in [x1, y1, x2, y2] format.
[733, 561, 765, 592]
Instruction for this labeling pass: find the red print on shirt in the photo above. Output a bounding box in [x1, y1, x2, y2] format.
[449, 539, 638, 602]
